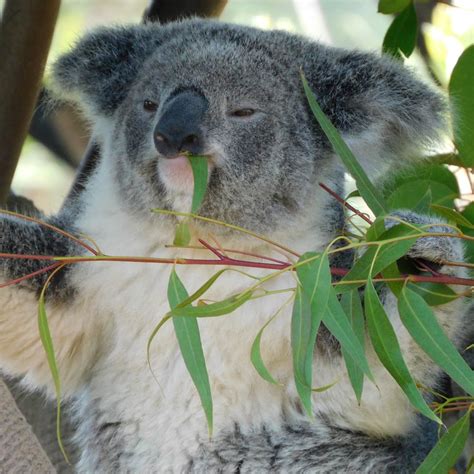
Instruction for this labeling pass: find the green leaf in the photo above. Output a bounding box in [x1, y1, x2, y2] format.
[174, 269, 230, 310]
[296, 252, 331, 307]
[251, 314, 281, 386]
[173, 222, 191, 247]
[381, 163, 459, 199]
[301, 72, 388, 216]
[38, 282, 69, 463]
[171, 290, 253, 318]
[291, 285, 316, 416]
[461, 202, 474, 265]
[324, 289, 374, 382]
[430, 204, 473, 229]
[365, 280, 440, 423]
[340, 290, 365, 402]
[378, 0, 411, 14]
[398, 286, 474, 396]
[291, 252, 332, 416]
[416, 411, 471, 474]
[188, 155, 209, 213]
[382, 2, 418, 60]
[408, 282, 459, 307]
[339, 223, 420, 292]
[449, 45, 474, 167]
[387, 180, 456, 212]
[168, 269, 213, 434]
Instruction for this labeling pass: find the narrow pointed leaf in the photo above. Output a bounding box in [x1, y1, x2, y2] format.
[174, 222, 191, 246]
[296, 252, 331, 314]
[175, 269, 230, 309]
[449, 45, 474, 167]
[38, 287, 69, 462]
[378, 0, 411, 14]
[171, 290, 253, 318]
[291, 285, 315, 416]
[324, 289, 374, 382]
[430, 204, 474, 229]
[301, 72, 388, 216]
[382, 3, 417, 60]
[168, 269, 213, 434]
[398, 286, 474, 396]
[188, 155, 209, 213]
[290, 252, 332, 416]
[365, 280, 440, 423]
[416, 411, 471, 474]
[408, 282, 458, 307]
[251, 315, 281, 386]
[340, 290, 365, 402]
[339, 223, 419, 292]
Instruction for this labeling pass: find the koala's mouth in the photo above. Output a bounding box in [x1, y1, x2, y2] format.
[157, 154, 214, 195]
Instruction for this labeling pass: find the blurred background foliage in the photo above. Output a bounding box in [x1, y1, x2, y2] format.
[0, 0, 473, 212]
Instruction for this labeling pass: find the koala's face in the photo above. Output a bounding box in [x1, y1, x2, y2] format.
[110, 25, 319, 233]
[53, 20, 444, 236]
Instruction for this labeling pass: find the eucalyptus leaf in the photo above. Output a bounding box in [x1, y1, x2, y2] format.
[324, 289, 374, 382]
[382, 2, 417, 60]
[291, 285, 316, 416]
[174, 222, 191, 247]
[461, 202, 474, 265]
[387, 180, 456, 212]
[416, 411, 471, 474]
[365, 280, 440, 423]
[430, 205, 473, 230]
[398, 286, 474, 396]
[171, 290, 253, 318]
[378, 0, 411, 14]
[339, 223, 420, 292]
[188, 155, 209, 213]
[38, 279, 69, 462]
[381, 163, 459, 199]
[408, 282, 459, 306]
[301, 72, 388, 216]
[168, 269, 213, 434]
[251, 315, 281, 386]
[341, 290, 365, 402]
[291, 252, 332, 415]
[449, 45, 474, 167]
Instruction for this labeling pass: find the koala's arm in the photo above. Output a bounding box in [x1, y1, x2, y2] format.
[0, 211, 100, 396]
[381, 210, 469, 388]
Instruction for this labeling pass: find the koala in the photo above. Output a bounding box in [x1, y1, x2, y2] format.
[0, 19, 470, 473]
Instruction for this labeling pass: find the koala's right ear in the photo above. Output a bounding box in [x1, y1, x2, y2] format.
[51, 25, 160, 118]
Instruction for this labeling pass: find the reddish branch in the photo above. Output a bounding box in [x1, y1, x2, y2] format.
[319, 183, 373, 225]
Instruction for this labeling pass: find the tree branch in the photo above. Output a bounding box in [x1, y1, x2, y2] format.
[0, 0, 61, 205]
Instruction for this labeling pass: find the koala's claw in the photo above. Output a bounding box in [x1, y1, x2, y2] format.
[386, 210, 464, 266]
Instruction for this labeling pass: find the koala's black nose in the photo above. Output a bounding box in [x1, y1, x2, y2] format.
[154, 90, 208, 157]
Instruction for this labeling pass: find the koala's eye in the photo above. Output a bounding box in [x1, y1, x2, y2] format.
[143, 99, 158, 112]
[231, 108, 256, 118]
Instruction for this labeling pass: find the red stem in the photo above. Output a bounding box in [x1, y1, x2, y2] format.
[319, 183, 373, 224]
[0, 210, 98, 256]
[0, 262, 62, 288]
[1, 252, 474, 287]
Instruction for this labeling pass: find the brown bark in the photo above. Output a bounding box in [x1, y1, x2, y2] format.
[0, 0, 61, 205]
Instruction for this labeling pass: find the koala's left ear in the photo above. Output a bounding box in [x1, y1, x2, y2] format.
[51, 25, 161, 118]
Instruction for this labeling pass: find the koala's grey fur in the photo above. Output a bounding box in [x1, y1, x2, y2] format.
[0, 19, 470, 473]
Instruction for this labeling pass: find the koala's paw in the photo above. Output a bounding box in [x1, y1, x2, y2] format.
[385, 210, 464, 268]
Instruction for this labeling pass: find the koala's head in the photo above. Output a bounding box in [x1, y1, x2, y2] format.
[52, 19, 445, 237]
